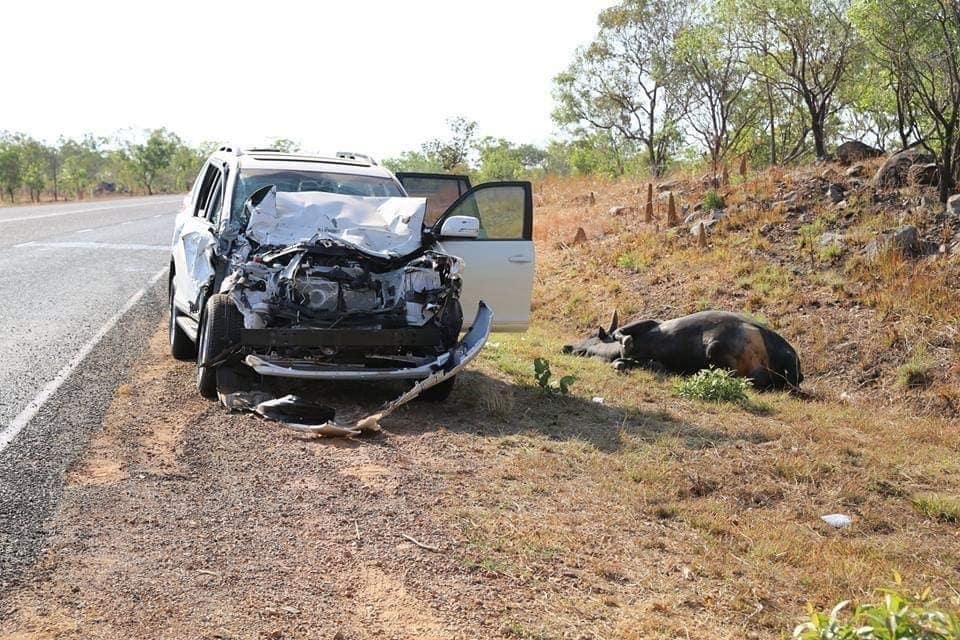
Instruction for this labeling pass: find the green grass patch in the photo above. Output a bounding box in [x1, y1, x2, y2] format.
[912, 493, 960, 523]
[674, 368, 751, 404]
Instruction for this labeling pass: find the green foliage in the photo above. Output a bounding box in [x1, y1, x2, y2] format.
[793, 580, 960, 639]
[533, 358, 576, 395]
[896, 347, 933, 389]
[674, 367, 751, 403]
[421, 116, 478, 172]
[702, 189, 726, 210]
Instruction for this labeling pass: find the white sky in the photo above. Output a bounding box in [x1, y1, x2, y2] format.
[1, 1, 611, 157]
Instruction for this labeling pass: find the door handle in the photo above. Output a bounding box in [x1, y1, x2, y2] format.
[508, 255, 532, 263]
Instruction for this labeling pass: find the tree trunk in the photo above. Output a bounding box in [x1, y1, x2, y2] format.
[766, 82, 777, 165]
[811, 119, 827, 160]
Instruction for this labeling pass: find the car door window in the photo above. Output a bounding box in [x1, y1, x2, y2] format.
[395, 173, 472, 226]
[438, 182, 532, 240]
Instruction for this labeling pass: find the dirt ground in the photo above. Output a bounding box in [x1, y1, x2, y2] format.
[0, 327, 521, 640]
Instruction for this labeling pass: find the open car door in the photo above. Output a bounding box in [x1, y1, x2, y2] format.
[397, 174, 533, 332]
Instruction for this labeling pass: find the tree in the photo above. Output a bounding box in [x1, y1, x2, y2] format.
[420, 117, 478, 172]
[731, 0, 860, 159]
[17, 136, 48, 202]
[476, 138, 546, 181]
[853, 0, 960, 201]
[674, 12, 758, 173]
[553, 0, 692, 176]
[269, 138, 300, 153]
[127, 129, 179, 195]
[381, 150, 444, 173]
[60, 136, 103, 199]
[0, 139, 21, 202]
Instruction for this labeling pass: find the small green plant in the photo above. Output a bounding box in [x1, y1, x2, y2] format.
[533, 358, 575, 395]
[674, 367, 751, 403]
[793, 578, 960, 639]
[896, 348, 934, 389]
[702, 189, 725, 210]
[912, 493, 960, 523]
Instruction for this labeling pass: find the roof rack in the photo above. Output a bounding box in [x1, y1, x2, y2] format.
[335, 151, 377, 166]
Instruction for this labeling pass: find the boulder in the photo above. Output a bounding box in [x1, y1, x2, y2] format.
[836, 141, 883, 164]
[907, 163, 940, 186]
[865, 225, 920, 258]
[873, 149, 936, 188]
[609, 206, 631, 216]
[657, 180, 681, 193]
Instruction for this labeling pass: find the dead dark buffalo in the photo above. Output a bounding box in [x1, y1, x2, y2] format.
[562, 310, 802, 390]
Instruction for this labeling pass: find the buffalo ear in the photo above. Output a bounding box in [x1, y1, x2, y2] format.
[608, 310, 620, 334]
[598, 327, 608, 340]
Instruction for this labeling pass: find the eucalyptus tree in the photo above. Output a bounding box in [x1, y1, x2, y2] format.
[553, 0, 693, 176]
[853, 0, 960, 201]
[729, 0, 861, 159]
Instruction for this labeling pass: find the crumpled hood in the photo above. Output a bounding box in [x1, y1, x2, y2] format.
[245, 188, 427, 258]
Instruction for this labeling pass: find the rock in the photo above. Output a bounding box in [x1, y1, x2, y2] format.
[657, 180, 680, 193]
[873, 149, 936, 188]
[907, 162, 940, 186]
[846, 163, 866, 178]
[866, 225, 920, 258]
[690, 220, 716, 237]
[821, 513, 852, 528]
[836, 141, 882, 164]
[947, 194, 960, 216]
[819, 232, 844, 247]
[609, 206, 630, 216]
[827, 183, 846, 203]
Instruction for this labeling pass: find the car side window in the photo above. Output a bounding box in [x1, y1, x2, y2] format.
[442, 184, 530, 240]
[206, 171, 224, 226]
[193, 164, 219, 218]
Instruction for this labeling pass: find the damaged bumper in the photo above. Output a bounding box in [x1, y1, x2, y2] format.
[245, 302, 490, 381]
[223, 302, 493, 436]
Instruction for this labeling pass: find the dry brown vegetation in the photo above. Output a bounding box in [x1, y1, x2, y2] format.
[2, 166, 959, 639]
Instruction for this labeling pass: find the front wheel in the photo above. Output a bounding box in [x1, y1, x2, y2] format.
[196, 294, 242, 399]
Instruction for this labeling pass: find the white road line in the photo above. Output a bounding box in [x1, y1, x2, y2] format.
[0, 267, 168, 453]
[76, 228, 93, 234]
[15, 241, 168, 252]
[0, 200, 180, 224]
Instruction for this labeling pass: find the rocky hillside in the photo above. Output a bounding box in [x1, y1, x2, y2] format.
[530, 152, 960, 416]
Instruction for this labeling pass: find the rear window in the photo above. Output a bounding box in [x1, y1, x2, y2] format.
[231, 169, 404, 221]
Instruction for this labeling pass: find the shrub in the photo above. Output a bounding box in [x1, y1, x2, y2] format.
[702, 189, 725, 210]
[674, 367, 750, 403]
[533, 358, 575, 395]
[793, 580, 960, 639]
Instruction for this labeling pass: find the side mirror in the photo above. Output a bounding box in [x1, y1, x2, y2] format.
[438, 215, 480, 238]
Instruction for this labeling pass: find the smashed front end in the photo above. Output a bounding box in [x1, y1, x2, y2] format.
[207, 187, 492, 434]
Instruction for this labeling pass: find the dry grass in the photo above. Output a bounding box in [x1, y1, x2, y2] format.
[436, 167, 960, 637]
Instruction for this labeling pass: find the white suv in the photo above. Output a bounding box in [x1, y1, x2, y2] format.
[168, 147, 534, 401]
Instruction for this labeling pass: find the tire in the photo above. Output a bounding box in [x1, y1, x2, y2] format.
[169, 280, 197, 360]
[417, 376, 456, 402]
[196, 294, 243, 399]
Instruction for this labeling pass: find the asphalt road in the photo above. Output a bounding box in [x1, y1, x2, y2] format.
[0, 195, 181, 588]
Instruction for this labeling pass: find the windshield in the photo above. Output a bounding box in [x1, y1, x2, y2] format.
[231, 169, 404, 223]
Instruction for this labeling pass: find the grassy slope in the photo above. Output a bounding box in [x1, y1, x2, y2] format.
[444, 164, 960, 638]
